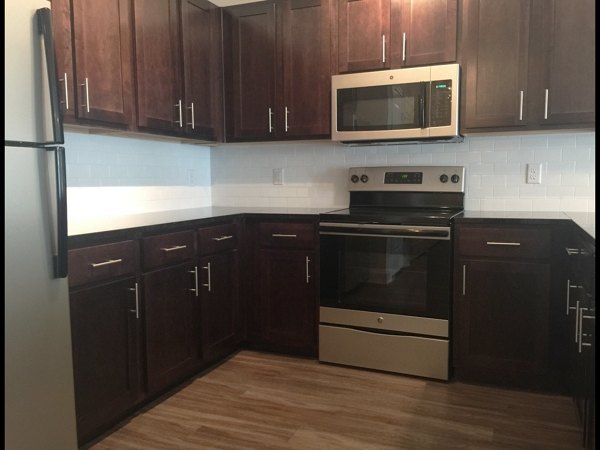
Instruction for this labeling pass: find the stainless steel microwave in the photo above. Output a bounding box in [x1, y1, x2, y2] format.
[331, 64, 461, 144]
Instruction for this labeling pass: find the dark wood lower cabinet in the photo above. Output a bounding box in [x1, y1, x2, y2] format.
[143, 263, 200, 394]
[69, 277, 141, 445]
[200, 250, 242, 362]
[259, 249, 317, 355]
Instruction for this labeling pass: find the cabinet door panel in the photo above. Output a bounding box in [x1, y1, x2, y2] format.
[461, 0, 530, 130]
[259, 249, 317, 354]
[454, 259, 550, 388]
[281, 0, 331, 137]
[133, 0, 182, 133]
[71, 0, 133, 125]
[226, 3, 277, 140]
[537, 0, 595, 126]
[70, 278, 140, 444]
[393, 0, 457, 67]
[337, 0, 390, 73]
[143, 264, 197, 393]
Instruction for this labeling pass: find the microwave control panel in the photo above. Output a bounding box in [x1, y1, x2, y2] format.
[429, 80, 452, 127]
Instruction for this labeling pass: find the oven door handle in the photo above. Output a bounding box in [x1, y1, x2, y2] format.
[319, 223, 450, 240]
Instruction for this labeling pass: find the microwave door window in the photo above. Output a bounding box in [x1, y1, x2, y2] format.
[337, 83, 424, 132]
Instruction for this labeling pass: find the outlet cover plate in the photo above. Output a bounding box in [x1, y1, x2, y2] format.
[527, 163, 542, 184]
[273, 168, 284, 185]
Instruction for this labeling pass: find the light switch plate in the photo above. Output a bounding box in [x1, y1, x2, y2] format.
[273, 168, 284, 185]
[526, 163, 542, 184]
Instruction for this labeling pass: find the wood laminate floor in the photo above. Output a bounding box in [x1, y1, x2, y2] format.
[88, 350, 582, 450]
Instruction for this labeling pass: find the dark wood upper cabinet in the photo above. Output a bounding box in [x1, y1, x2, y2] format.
[51, 0, 76, 124]
[334, 0, 457, 73]
[223, 0, 331, 141]
[71, 0, 134, 126]
[530, 0, 595, 127]
[461, 0, 595, 133]
[460, 0, 531, 130]
[392, 0, 457, 68]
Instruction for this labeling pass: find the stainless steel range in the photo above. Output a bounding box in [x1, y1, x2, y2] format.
[318, 166, 465, 380]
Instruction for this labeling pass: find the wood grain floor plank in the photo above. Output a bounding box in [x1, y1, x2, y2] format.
[87, 350, 582, 450]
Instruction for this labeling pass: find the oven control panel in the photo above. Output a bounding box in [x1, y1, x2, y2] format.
[348, 166, 465, 192]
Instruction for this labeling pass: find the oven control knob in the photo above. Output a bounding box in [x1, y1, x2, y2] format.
[360, 175, 369, 183]
[350, 174, 360, 183]
[439, 174, 449, 183]
[451, 174, 460, 183]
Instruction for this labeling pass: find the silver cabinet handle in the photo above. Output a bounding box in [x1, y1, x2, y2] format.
[544, 89, 549, 120]
[202, 263, 211, 292]
[161, 244, 187, 252]
[402, 32, 406, 62]
[285, 106, 289, 132]
[382, 34, 386, 63]
[565, 247, 579, 256]
[272, 234, 297, 238]
[60, 73, 69, 110]
[486, 241, 521, 246]
[580, 311, 595, 352]
[188, 266, 198, 297]
[305, 256, 311, 284]
[128, 282, 140, 319]
[462, 264, 466, 295]
[268, 107, 274, 133]
[90, 258, 122, 268]
[212, 235, 233, 241]
[566, 280, 582, 315]
[80, 77, 90, 113]
[187, 102, 195, 129]
[174, 99, 183, 127]
[519, 90, 524, 121]
[575, 300, 580, 343]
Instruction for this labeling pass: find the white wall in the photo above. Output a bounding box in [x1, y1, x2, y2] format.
[211, 132, 596, 212]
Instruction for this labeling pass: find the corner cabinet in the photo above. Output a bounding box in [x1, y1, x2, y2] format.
[333, 0, 457, 73]
[460, 0, 595, 133]
[452, 223, 556, 390]
[133, 0, 223, 140]
[222, 0, 331, 141]
[52, 0, 135, 128]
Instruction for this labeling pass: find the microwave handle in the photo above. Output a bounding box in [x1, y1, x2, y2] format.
[419, 82, 427, 129]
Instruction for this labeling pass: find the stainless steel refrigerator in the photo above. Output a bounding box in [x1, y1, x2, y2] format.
[5, 0, 78, 448]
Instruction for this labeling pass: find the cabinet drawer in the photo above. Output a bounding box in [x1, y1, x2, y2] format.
[198, 223, 238, 256]
[69, 240, 137, 287]
[456, 226, 550, 259]
[259, 222, 316, 249]
[142, 231, 195, 270]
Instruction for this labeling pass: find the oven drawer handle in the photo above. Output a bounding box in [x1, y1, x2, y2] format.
[272, 234, 297, 238]
[486, 241, 521, 246]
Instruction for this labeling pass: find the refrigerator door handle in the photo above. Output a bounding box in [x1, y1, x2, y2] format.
[48, 146, 68, 278]
[36, 8, 64, 145]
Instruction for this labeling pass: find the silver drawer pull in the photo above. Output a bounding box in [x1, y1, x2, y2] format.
[161, 245, 187, 252]
[128, 283, 139, 319]
[90, 258, 122, 268]
[486, 241, 521, 246]
[188, 266, 199, 297]
[272, 234, 297, 238]
[202, 263, 211, 292]
[565, 247, 580, 256]
[212, 235, 233, 241]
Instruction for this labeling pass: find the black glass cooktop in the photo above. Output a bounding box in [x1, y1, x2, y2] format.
[320, 207, 464, 226]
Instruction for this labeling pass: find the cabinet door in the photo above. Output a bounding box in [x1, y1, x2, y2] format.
[133, 0, 183, 134]
[392, 0, 457, 67]
[180, 0, 222, 140]
[70, 278, 141, 445]
[281, 0, 331, 138]
[259, 249, 317, 355]
[534, 0, 595, 127]
[461, 0, 531, 130]
[224, 2, 277, 140]
[143, 263, 198, 393]
[453, 259, 551, 388]
[337, 0, 390, 73]
[200, 251, 241, 362]
[51, 0, 76, 123]
[71, 0, 134, 126]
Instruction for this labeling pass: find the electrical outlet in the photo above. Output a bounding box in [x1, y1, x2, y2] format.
[273, 168, 284, 185]
[526, 163, 542, 184]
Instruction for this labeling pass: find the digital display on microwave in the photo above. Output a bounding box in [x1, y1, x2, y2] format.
[384, 172, 423, 184]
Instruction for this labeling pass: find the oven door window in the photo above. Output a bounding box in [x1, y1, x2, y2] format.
[320, 234, 450, 319]
[336, 82, 426, 131]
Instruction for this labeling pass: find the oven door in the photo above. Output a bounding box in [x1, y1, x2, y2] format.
[319, 223, 451, 320]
